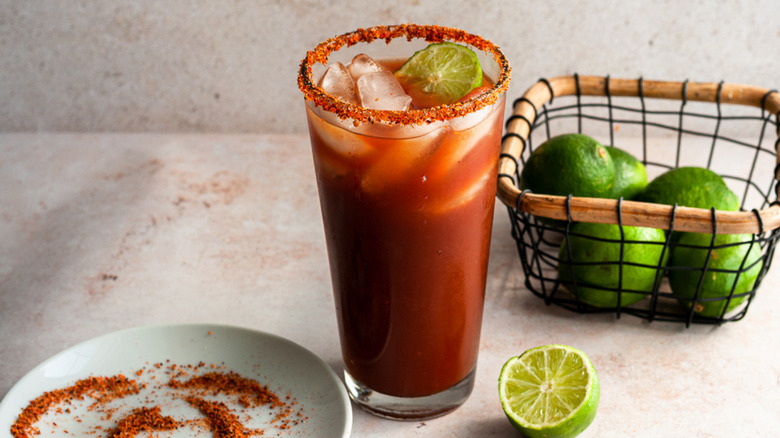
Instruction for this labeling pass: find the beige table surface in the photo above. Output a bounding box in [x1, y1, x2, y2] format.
[1, 133, 779, 437]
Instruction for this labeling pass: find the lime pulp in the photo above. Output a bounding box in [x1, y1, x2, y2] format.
[394, 42, 483, 105]
[499, 344, 600, 438]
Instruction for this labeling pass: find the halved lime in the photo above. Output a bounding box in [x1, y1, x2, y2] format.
[394, 42, 483, 105]
[499, 345, 600, 438]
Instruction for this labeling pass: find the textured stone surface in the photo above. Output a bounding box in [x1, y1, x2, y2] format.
[0, 0, 778, 133]
[1, 133, 779, 436]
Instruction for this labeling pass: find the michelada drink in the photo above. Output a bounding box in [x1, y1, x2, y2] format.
[298, 24, 510, 420]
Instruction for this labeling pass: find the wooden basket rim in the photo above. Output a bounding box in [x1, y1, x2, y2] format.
[497, 75, 780, 235]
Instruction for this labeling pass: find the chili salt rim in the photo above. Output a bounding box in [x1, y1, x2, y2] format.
[297, 23, 511, 125]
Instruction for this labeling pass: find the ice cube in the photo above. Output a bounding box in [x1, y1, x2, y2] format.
[448, 100, 496, 132]
[360, 125, 446, 194]
[306, 102, 373, 159]
[432, 169, 492, 214]
[319, 62, 358, 104]
[425, 103, 502, 184]
[347, 53, 387, 79]
[356, 71, 412, 111]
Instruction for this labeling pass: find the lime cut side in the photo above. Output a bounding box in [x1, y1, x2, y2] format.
[499, 345, 600, 438]
[394, 42, 483, 105]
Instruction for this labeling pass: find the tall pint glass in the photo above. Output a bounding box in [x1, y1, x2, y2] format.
[298, 24, 510, 420]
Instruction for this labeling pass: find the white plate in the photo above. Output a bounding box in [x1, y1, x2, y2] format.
[0, 323, 351, 437]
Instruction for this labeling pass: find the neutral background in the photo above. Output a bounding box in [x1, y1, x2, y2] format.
[1, 0, 779, 133]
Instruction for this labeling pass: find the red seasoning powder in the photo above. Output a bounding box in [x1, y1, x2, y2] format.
[10, 364, 305, 438]
[11, 375, 141, 438]
[185, 396, 257, 438]
[169, 371, 284, 408]
[107, 406, 179, 438]
[169, 370, 300, 430]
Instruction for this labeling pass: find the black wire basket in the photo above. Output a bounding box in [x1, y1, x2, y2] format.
[498, 74, 780, 326]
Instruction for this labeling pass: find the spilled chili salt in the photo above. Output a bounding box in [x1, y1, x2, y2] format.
[107, 406, 179, 438]
[10, 363, 306, 438]
[185, 396, 260, 438]
[10, 375, 141, 438]
[170, 371, 284, 408]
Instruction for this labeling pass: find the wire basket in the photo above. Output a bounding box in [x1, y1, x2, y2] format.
[498, 74, 780, 326]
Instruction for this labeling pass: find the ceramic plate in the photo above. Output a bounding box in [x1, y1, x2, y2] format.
[0, 323, 351, 437]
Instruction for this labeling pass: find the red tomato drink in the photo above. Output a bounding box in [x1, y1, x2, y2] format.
[298, 24, 510, 420]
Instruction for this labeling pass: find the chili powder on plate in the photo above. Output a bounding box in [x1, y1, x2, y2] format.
[107, 406, 179, 438]
[10, 363, 306, 438]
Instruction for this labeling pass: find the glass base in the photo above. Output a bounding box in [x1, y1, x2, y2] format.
[343, 368, 476, 421]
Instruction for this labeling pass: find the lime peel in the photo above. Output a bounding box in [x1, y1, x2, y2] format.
[499, 344, 600, 438]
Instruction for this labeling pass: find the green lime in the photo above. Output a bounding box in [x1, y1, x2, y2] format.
[558, 222, 668, 307]
[521, 134, 615, 200]
[605, 146, 647, 200]
[394, 42, 482, 105]
[637, 166, 740, 243]
[669, 232, 763, 318]
[499, 344, 600, 438]
[636, 166, 739, 211]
